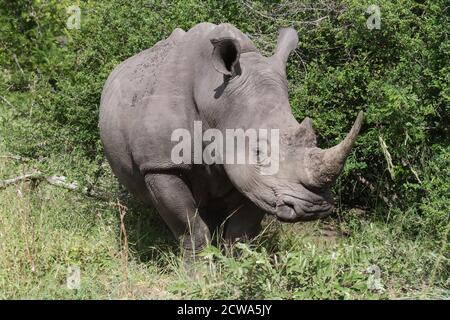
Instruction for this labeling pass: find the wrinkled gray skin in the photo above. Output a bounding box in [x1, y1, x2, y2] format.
[99, 23, 363, 254]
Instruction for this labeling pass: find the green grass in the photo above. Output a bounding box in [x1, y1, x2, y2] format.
[0, 139, 448, 299]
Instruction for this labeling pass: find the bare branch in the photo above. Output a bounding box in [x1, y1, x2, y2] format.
[240, 0, 276, 21]
[0, 171, 44, 189]
[46, 175, 78, 191]
[0, 155, 30, 161]
[0, 171, 109, 200]
[239, 0, 333, 27]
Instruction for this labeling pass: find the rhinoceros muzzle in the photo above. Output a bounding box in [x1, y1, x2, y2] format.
[275, 198, 334, 222]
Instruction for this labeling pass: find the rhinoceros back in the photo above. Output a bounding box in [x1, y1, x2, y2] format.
[99, 23, 254, 203]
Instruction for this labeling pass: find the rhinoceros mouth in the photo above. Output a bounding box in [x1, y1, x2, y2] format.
[273, 192, 334, 222]
[275, 202, 333, 222]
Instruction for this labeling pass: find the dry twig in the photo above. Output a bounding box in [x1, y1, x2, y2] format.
[0, 171, 108, 200]
[0, 172, 44, 189]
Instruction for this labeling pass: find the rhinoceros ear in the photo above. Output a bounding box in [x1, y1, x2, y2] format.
[295, 117, 317, 147]
[210, 37, 241, 76]
[274, 28, 298, 66]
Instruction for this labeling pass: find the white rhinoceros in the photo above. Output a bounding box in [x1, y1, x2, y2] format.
[99, 23, 363, 254]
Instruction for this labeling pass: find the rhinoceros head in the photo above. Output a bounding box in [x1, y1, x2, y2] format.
[196, 26, 363, 222]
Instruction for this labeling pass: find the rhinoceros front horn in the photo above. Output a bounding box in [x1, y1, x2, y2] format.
[305, 111, 364, 187]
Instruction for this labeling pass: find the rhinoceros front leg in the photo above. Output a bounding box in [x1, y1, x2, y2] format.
[224, 199, 266, 242]
[144, 173, 210, 256]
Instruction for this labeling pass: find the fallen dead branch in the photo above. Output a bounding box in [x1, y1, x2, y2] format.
[0, 172, 44, 188]
[0, 155, 30, 161]
[46, 175, 78, 190]
[0, 171, 108, 200]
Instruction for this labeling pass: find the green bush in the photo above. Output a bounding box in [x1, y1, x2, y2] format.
[1, 0, 448, 242]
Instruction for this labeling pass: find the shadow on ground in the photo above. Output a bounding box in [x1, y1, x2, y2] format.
[116, 186, 178, 265]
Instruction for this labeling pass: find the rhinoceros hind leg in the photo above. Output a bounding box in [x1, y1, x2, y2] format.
[144, 173, 210, 257]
